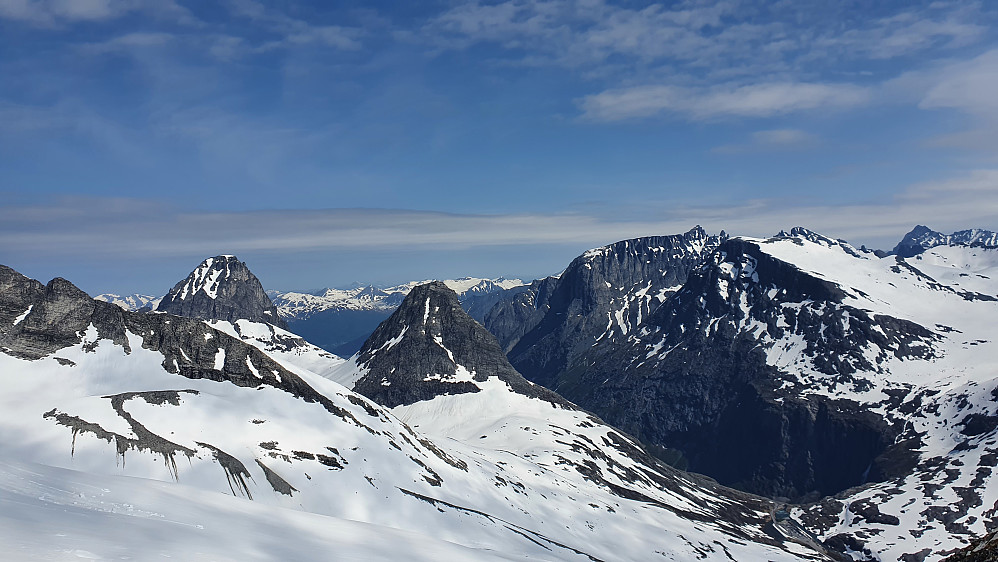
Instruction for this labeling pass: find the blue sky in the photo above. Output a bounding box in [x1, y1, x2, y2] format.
[2, 0, 998, 295]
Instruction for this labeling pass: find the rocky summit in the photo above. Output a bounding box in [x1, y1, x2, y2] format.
[486, 225, 727, 390]
[351, 281, 566, 408]
[893, 225, 998, 258]
[157, 255, 287, 329]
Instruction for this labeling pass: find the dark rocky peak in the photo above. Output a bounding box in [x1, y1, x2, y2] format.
[157, 255, 287, 329]
[776, 226, 836, 244]
[483, 275, 559, 354]
[1, 267, 129, 360]
[0, 265, 45, 330]
[0, 265, 349, 417]
[573, 226, 724, 288]
[352, 281, 567, 408]
[559, 236, 936, 501]
[893, 225, 998, 258]
[894, 225, 946, 258]
[488, 226, 727, 389]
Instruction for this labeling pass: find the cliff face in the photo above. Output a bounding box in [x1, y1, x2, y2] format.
[157, 255, 287, 329]
[487, 226, 727, 389]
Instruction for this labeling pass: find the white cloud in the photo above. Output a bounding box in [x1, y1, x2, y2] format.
[224, 0, 364, 52]
[579, 82, 871, 121]
[3, 169, 995, 264]
[0, 0, 193, 26]
[712, 129, 818, 154]
[919, 49, 998, 117]
[812, 7, 986, 60]
[79, 32, 174, 54]
[426, 1, 991, 71]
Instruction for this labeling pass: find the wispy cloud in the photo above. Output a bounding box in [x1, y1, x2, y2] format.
[426, 1, 992, 122]
[0, 0, 193, 26]
[712, 129, 818, 154]
[3, 168, 995, 264]
[882, 49, 998, 155]
[224, 0, 365, 52]
[425, 1, 991, 71]
[579, 82, 871, 121]
[918, 49, 998, 118]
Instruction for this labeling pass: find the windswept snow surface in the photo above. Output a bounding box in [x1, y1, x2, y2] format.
[0, 319, 820, 560]
[0, 458, 523, 562]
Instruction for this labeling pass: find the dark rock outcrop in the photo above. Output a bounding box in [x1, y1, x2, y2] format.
[501, 234, 933, 501]
[352, 281, 568, 408]
[486, 226, 726, 388]
[0, 265, 367, 430]
[157, 255, 287, 329]
[942, 530, 998, 561]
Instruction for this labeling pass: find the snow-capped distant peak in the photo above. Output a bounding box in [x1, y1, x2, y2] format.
[272, 276, 525, 320]
[94, 293, 162, 312]
[894, 225, 998, 258]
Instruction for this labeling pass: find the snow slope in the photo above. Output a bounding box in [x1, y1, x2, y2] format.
[0, 458, 522, 562]
[648, 231, 998, 560]
[0, 267, 824, 561]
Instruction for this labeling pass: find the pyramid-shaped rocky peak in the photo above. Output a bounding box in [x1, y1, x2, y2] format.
[893, 225, 998, 258]
[157, 255, 287, 329]
[352, 281, 567, 408]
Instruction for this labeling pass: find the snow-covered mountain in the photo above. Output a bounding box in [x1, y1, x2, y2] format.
[893, 225, 998, 258]
[302, 278, 834, 560]
[94, 292, 162, 311]
[275, 277, 524, 318]
[155, 255, 346, 380]
[0, 264, 827, 561]
[273, 277, 525, 356]
[495, 226, 998, 561]
[157, 255, 287, 329]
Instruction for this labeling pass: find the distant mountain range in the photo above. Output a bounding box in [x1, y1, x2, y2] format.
[0, 256, 826, 561]
[94, 292, 161, 311]
[8, 223, 996, 561]
[270, 277, 526, 356]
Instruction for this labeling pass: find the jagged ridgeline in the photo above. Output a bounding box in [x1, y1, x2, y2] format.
[486, 225, 727, 388]
[0, 262, 831, 561]
[483, 225, 998, 562]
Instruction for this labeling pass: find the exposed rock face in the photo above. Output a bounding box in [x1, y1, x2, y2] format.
[941, 530, 998, 561]
[493, 231, 948, 504]
[553, 236, 933, 500]
[486, 226, 726, 388]
[893, 225, 998, 258]
[352, 281, 568, 408]
[0, 265, 340, 410]
[1, 266, 128, 360]
[157, 255, 287, 329]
